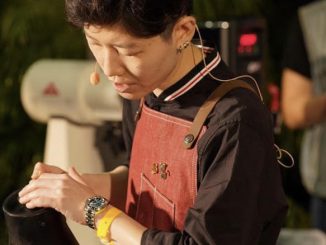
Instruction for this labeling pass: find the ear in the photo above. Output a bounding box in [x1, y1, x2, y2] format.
[172, 16, 196, 47]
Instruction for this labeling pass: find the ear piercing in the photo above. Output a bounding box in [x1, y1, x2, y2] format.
[177, 41, 190, 53]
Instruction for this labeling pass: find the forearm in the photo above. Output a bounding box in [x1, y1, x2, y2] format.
[109, 165, 129, 209]
[304, 94, 326, 127]
[283, 94, 326, 129]
[110, 209, 146, 245]
[82, 165, 129, 210]
[281, 68, 326, 128]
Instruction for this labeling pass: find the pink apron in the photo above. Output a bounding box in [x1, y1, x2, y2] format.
[125, 80, 257, 231]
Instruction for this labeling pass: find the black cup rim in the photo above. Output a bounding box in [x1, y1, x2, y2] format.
[2, 189, 50, 218]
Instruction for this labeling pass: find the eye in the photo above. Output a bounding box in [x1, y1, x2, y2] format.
[121, 50, 142, 57]
[89, 42, 101, 47]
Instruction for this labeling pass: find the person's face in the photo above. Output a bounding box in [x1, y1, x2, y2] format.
[84, 24, 180, 99]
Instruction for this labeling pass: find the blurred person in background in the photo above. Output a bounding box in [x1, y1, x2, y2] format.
[281, 0, 326, 232]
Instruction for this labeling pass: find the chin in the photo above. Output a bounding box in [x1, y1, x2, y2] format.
[118, 91, 144, 100]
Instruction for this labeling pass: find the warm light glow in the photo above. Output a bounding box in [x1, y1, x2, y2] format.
[239, 33, 258, 47]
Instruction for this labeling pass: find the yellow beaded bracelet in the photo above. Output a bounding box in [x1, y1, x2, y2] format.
[96, 206, 122, 245]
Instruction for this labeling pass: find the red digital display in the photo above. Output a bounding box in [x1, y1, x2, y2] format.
[240, 33, 258, 46]
[237, 33, 259, 55]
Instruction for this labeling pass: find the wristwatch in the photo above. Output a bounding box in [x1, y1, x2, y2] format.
[84, 196, 109, 229]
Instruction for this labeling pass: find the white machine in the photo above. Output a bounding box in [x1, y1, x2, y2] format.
[21, 59, 123, 245]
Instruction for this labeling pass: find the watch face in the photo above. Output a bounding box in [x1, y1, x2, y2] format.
[84, 196, 108, 229]
[90, 197, 104, 207]
[88, 196, 108, 210]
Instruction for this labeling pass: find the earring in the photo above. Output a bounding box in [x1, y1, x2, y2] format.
[177, 41, 190, 53]
[90, 63, 100, 85]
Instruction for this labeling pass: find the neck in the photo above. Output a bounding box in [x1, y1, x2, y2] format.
[153, 44, 204, 97]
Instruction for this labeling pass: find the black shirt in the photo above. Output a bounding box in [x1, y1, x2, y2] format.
[122, 51, 288, 245]
[283, 13, 311, 79]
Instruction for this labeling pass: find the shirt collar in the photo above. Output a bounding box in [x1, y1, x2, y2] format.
[150, 50, 221, 102]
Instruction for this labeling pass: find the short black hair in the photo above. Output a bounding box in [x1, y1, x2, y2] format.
[65, 0, 192, 38]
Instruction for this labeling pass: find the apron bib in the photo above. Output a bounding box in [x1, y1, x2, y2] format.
[125, 103, 205, 231]
[125, 80, 257, 231]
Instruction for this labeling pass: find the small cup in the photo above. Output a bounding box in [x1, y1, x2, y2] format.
[2, 189, 79, 245]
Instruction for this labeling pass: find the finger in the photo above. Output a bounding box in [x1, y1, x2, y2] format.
[31, 162, 42, 179]
[37, 172, 67, 180]
[19, 187, 39, 204]
[68, 166, 87, 185]
[19, 183, 55, 205]
[31, 162, 65, 179]
[25, 198, 48, 209]
[18, 180, 38, 198]
[23, 189, 57, 209]
[19, 175, 63, 198]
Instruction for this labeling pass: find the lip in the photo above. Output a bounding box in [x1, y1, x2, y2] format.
[113, 82, 133, 92]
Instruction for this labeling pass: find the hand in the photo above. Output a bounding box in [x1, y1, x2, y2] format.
[19, 166, 95, 224]
[31, 162, 66, 179]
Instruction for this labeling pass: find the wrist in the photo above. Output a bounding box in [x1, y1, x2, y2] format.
[81, 173, 112, 200]
[84, 196, 109, 229]
[95, 205, 110, 227]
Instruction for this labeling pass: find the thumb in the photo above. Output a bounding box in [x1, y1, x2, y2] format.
[31, 162, 65, 179]
[68, 166, 87, 185]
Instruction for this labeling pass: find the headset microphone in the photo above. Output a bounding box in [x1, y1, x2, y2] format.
[90, 63, 100, 85]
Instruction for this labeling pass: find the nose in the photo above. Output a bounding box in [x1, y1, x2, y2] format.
[102, 48, 123, 78]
